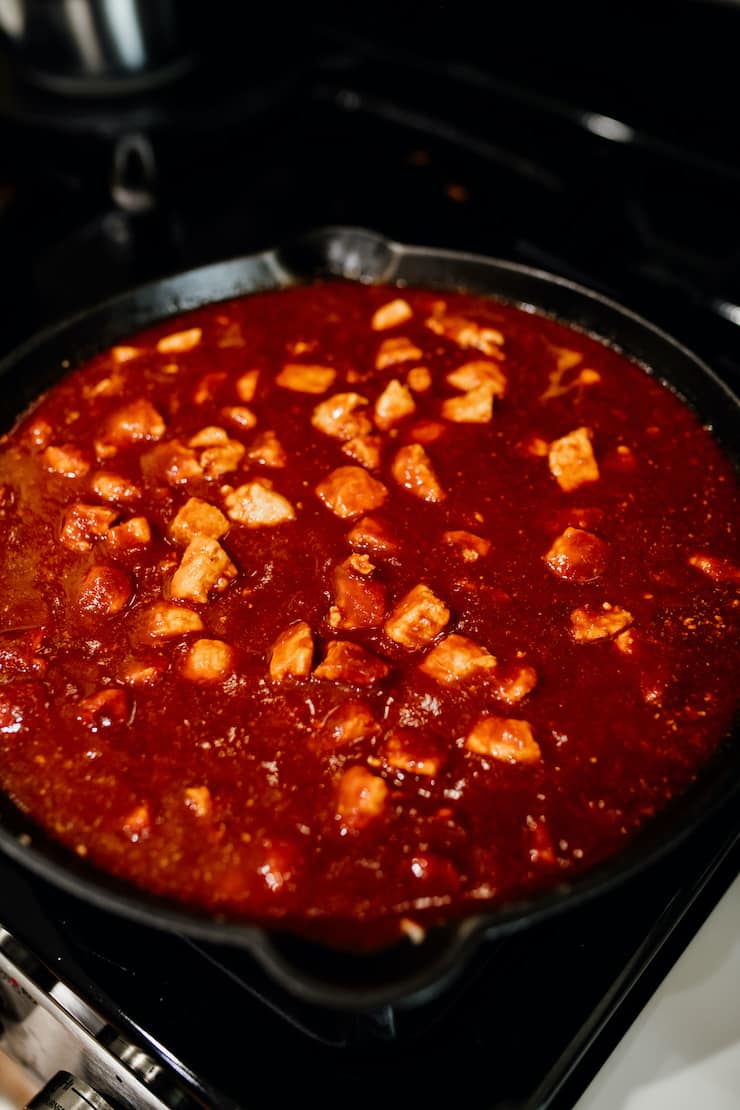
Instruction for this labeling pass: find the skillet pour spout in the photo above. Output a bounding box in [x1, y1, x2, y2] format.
[0, 225, 738, 1011]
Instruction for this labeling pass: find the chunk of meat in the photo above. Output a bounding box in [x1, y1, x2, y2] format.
[169, 497, 229, 545]
[170, 537, 238, 603]
[688, 553, 740, 584]
[247, 431, 287, 468]
[268, 621, 314, 680]
[374, 380, 416, 430]
[409, 420, 446, 444]
[446, 359, 507, 396]
[425, 310, 504, 357]
[76, 688, 130, 731]
[442, 530, 491, 562]
[118, 655, 167, 686]
[90, 472, 141, 504]
[442, 385, 494, 424]
[570, 603, 634, 643]
[548, 427, 600, 492]
[420, 634, 497, 686]
[336, 766, 388, 829]
[24, 417, 53, 449]
[313, 641, 391, 685]
[121, 802, 152, 841]
[181, 638, 235, 681]
[311, 701, 380, 751]
[545, 527, 609, 582]
[156, 326, 202, 354]
[384, 583, 450, 649]
[235, 369, 260, 402]
[140, 440, 203, 486]
[188, 426, 229, 448]
[383, 731, 443, 776]
[105, 516, 151, 552]
[375, 337, 423, 370]
[41, 444, 90, 477]
[141, 602, 204, 638]
[224, 480, 296, 526]
[221, 406, 257, 431]
[60, 503, 118, 551]
[276, 363, 336, 393]
[315, 466, 388, 519]
[371, 298, 413, 330]
[406, 366, 432, 392]
[111, 345, 142, 364]
[311, 393, 371, 441]
[328, 559, 386, 630]
[77, 564, 133, 616]
[347, 515, 398, 554]
[391, 444, 446, 502]
[199, 440, 245, 478]
[193, 372, 227, 405]
[342, 434, 382, 470]
[96, 399, 166, 453]
[465, 717, 541, 764]
[494, 663, 538, 705]
[0, 630, 47, 679]
[184, 786, 212, 818]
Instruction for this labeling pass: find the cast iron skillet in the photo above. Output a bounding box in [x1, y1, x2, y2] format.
[0, 226, 738, 1011]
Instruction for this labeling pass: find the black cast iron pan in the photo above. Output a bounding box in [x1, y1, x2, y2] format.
[0, 226, 738, 1011]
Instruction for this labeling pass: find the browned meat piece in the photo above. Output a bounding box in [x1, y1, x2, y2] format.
[181, 638, 235, 681]
[688, 553, 740, 584]
[493, 663, 538, 705]
[570, 603, 633, 643]
[425, 309, 505, 357]
[313, 641, 391, 685]
[268, 622, 314, 680]
[76, 688, 130, 730]
[347, 515, 398, 554]
[199, 440, 246, 478]
[384, 584, 450, 649]
[383, 730, 443, 777]
[442, 530, 491, 562]
[156, 326, 202, 354]
[391, 444, 446, 502]
[90, 472, 141, 504]
[170, 537, 238, 603]
[336, 765, 388, 828]
[446, 359, 507, 396]
[328, 559, 386, 630]
[315, 466, 388, 518]
[442, 385, 494, 424]
[96, 399, 166, 455]
[235, 369, 260, 402]
[374, 380, 416, 430]
[342, 434, 383, 470]
[277, 363, 336, 393]
[375, 337, 423, 370]
[247, 430, 287, 468]
[60, 503, 119, 551]
[139, 602, 204, 638]
[77, 564, 133, 616]
[184, 786, 212, 818]
[371, 298, 413, 330]
[312, 393, 372, 441]
[407, 367, 432, 392]
[419, 634, 497, 685]
[118, 655, 167, 686]
[548, 427, 600, 492]
[465, 716, 541, 764]
[140, 440, 203, 486]
[221, 405, 257, 431]
[544, 527, 609, 582]
[169, 497, 229, 545]
[105, 516, 151, 551]
[224, 480, 295, 526]
[311, 700, 380, 750]
[41, 444, 91, 477]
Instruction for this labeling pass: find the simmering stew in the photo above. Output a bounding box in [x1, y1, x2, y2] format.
[0, 281, 738, 950]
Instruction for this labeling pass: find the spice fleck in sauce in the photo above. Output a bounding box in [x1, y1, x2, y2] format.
[0, 282, 738, 951]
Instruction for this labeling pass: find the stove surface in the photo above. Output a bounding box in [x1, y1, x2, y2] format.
[1, 4, 739, 1107]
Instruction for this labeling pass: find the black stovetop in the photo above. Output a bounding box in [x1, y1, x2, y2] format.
[1, 5, 739, 1107]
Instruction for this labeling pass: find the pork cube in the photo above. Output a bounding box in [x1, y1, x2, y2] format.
[688, 553, 740, 584]
[342, 434, 383, 470]
[105, 516, 151, 552]
[140, 440, 203, 486]
[41, 444, 90, 478]
[311, 393, 371, 441]
[347, 515, 398, 554]
[570, 603, 634, 643]
[199, 440, 245, 478]
[235, 369, 260, 402]
[383, 731, 443, 777]
[188, 426, 229, 448]
[442, 530, 491, 562]
[374, 380, 416, 430]
[409, 420, 446, 444]
[156, 326, 202, 354]
[548, 427, 600, 492]
[224, 480, 296, 526]
[142, 602, 204, 637]
[371, 298, 413, 330]
[315, 466, 388, 519]
[77, 564, 133, 616]
[268, 621, 314, 680]
[375, 336, 423, 370]
[76, 688, 130, 731]
[494, 663, 538, 705]
[246, 430, 287, 468]
[184, 785, 212, 818]
[313, 641, 391, 685]
[118, 654, 167, 686]
[404, 366, 432, 395]
[329, 560, 386, 630]
[121, 802, 151, 841]
[311, 700, 380, 750]
[169, 497, 229, 545]
[60, 503, 119, 551]
[181, 638, 235, 681]
[97, 399, 166, 451]
[276, 363, 336, 393]
[193, 372, 227, 405]
[384, 583, 450, 649]
[336, 766, 388, 829]
[221, 406, 257, 431]
[441, 385, 494, 424]
[446, 359, 507, 396]
[545, 527, 609, 582]
[391, 444, 446, 502]
[419, 633, 497, 686]
[90, 472, 141, 504]
[425, 311, 504, 357]
[465, 716, 541, 764]
[170, 537, 238, 603]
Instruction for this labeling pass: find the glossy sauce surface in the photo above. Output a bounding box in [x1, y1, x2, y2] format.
[0, 281, 738, 950]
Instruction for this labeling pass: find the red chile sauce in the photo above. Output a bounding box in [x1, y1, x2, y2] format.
[0, 281, 738, 952]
